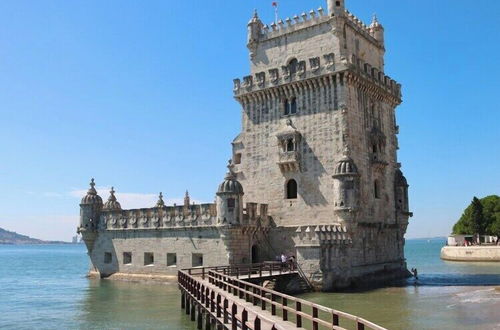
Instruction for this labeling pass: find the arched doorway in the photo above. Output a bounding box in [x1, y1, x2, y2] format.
[251, 245, 259, 264]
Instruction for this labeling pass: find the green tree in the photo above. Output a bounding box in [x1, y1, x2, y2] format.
[470, 197, 484, 237]
[452, 195, 500, 236]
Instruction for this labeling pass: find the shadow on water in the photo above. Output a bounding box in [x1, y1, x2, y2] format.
[408, 273, 500, 287]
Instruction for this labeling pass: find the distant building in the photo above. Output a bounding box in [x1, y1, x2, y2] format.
[447, 234, 498, 246]
[78, 0, 412, 290]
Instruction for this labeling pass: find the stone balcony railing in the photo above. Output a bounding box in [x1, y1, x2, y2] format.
[278, 151, 301, 172]
[371, 153, 389, 170]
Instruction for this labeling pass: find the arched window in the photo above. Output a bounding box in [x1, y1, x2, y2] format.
[286, 179, 298, 199]
[288, 58, 298, 75]
[284, 99, 290, 115]
[374, 180, 380, 199]
[290, 98, 297, 114]
[286, 139, 295, 152]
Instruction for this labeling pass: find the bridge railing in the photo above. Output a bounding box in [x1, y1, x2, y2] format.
[179, 269, 290, 330]
[183, 262, 295, 281]
[207, 270, 387, 330]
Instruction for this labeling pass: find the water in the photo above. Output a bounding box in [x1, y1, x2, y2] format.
[0, 239, 499, 330]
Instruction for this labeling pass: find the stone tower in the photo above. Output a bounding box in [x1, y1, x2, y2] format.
[233, 0, 411, 288]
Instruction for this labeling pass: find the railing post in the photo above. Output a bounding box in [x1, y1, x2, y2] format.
[181, 292, 186, 309]
[216, 294, 222, 318]
[242, 309, 248, 330]
[205, 313, 211, 330]
[191, 303, 196, 321]
[205, 288, 210, 308]
[197, 306, 203, 329]
[186, 297, 191, 315]
[210, 292, 215, 313]
[261, 289, 266, 311]
[223, 298, 229, 324]
[231, 303, 238, 330]
[332, 312, 339, 326]
[252, 287, 258, 306]
[282, 298, 288, 321]
[254, 317, 261, 330]
[202, 267, 205, 280]
[271, 294, 276, 315]
[312, 306, 318, 330]
[296, 301, 302, 328]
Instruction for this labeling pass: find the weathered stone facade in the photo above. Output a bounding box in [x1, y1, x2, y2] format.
[78, 0, 412, 290]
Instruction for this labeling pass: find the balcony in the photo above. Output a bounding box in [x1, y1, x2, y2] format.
[370, 153, 388, 171]
[278, 151, 301, 172]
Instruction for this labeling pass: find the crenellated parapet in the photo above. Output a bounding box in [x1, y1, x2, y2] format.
[295, 225, 353, 245]
[234, 52, 339, 98]
[100, 201, 271, 231]
[233, 52, 401, 105]
[101, 203, 218, 230]
[258, 8, 329, 42]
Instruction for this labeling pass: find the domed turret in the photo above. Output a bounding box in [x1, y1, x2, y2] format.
[333, 148, 360, 217]
[103, 187, 122, 211]
[334, 155, 358, 176]
[247, 10, 263, 59]
[78, 178, 103, 251]
[216, 161, 244, 225]
[369, 14, 384, 45]
[218, 171, 244, 195]
[394, 169, 410, 214]
[81, 178, 103, 206]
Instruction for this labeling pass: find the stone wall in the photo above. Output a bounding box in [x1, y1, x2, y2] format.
[441, 246, 500, 262]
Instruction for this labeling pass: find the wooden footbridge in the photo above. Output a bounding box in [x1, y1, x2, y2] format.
[178, 263, 387, 330]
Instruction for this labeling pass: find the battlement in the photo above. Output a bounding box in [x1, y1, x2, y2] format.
[100, 202, 269, 231]
[259, 7, 329, 42]
[343, 10, 381, 46]
[233, 52, 401, 100]
[253, 8, 381, 47]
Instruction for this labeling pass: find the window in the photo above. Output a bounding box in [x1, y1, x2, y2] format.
[123, 252, 132, 265]
[290, 98, 297, 114]
[192, 253, 203, 267]
[286, 139, 295, 152]
[227, 198, 235, 208]
[286, 179, 298, 199]
[374, 180, 380, 199]
[104, 252, 112, 264]
[144, 252, 154, 266]
[284, 99, 290, 115]
[234, 153, 242, 165]
[288, 58, 298, 75]
[336, 1, 341, 6]
[167, 253, 177, 267]
[284, 98, 297, 116]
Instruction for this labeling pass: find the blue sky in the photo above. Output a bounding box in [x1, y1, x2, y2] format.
[0, 0, 498, 241]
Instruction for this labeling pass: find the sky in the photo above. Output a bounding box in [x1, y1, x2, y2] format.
[0, 0, 498, 241]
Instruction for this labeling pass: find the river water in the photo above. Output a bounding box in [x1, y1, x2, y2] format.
[0, 239, 499, 330]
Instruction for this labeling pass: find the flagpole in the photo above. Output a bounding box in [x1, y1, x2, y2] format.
[273, 2, 279, 24]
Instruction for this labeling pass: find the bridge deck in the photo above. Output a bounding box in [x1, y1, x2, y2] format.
[178, 263, 387, 330]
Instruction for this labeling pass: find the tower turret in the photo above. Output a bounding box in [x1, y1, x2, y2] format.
[78, 178, 103, 252]
[216, 161, 244, 225]
[394, 169, 409, 215]
[328, 0, 345, 16]
[247, 10, 263, 59]
[369, 15, 384, 46]
[332, 148, 360, 220]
